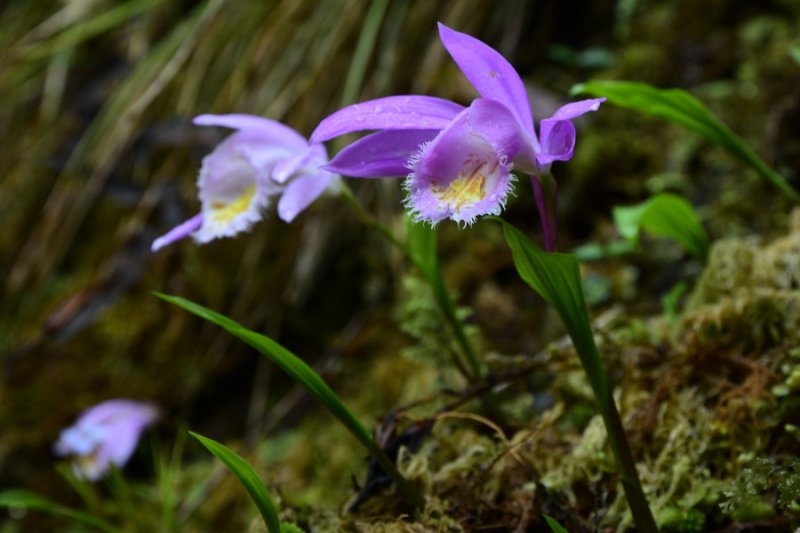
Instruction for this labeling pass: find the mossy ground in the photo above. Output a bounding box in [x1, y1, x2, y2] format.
[2, 0, 800, 531]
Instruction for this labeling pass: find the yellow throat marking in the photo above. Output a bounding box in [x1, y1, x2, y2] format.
[210, 185, 256, 224]
[432, 169, 487, 212]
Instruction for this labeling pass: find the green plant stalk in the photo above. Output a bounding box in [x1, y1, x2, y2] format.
[107, 467, 142, 532]
[498, 220, 657, 531]
[338, 184, 483, 380]
[425, 260, 483, 380]
[156, 293, 423, 510]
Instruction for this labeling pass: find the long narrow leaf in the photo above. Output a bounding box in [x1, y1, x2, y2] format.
[495, 219, 657, 530]
[543, 513, 569, 533]
[0, 490, 119, 533]
[156, 294, 373, 446]
[156, 293, 422, 508]
[613, 192, 709, 259]
[496, 220, 607, 398]
[572, 80, 799, 202]
[189, 432, 280, 533]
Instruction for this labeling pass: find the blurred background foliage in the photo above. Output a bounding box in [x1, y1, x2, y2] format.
[2, 0, 800, 530]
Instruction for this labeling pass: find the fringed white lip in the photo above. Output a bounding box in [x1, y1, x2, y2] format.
[404, 107, 515, 226]
[151, 114, 338, 252]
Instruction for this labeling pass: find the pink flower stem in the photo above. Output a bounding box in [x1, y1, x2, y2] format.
[530, 174, 558, 252]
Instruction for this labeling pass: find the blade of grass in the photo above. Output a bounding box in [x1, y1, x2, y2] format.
[0, 490, 119, 533]
[339, 0, 389, 107]
[189, 432, 280, 533]
[572, 80, 799, 202]
[543, 513, 569, 533]
[155, 293, 422, 509]
[14, 0, 161, 62]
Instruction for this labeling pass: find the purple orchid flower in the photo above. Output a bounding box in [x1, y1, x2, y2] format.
[152, 114, 339, 252]
[54, 399, 159, 481]
[311, 23, 604, 243]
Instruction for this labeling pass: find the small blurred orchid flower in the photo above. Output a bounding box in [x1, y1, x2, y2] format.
[152, 114, 339, 252]
[54, 399, 159, 481]
[311, 23, 603, 237]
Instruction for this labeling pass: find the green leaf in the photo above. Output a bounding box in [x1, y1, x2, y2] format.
[0, 490, 119, 532]
[406, 217, 438, 278]
[662, 281, 689, 322]
[156, 294, 374, 447]
[496, 220, 607, 400]
[612, 192, 709, 259]
[495, 219, 658, 530]
[543, 513, 570, 533]
[156, 293, 422, 509]
[189, 432, 280, 533]
[572, 80, 799, 202]
[790, 45, 800, 66]
[572, 239, 637, 261]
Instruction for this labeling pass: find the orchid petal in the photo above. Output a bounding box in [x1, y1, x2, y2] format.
[277, 172, 333, 222]
[550, 97, 606, 120]
[194, 135, 269, 243]
[438, 22, 534, 135]
[310, 96, 464, 143]
[326, 129, 439, 178]
[467, 98, 537, 169]
[535, 119, 576, 167]
[101, 422, 144, 466]
[407, 108, 514, 225]
[272, 151, 312, 183]
[236, 141, 293, 179]
[54, 400, 159, 481]
[152, 214, 203, 252]
[194, 114, 308, 151]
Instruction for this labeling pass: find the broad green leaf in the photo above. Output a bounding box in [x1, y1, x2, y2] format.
[496, 220, 607, 401]
[156, 294, 422, 508]
[791, 45, 800, 66]
[496, 219, 658, 530]
[0, 490, 118, 532]
[190, 432, 280, 533]
[612, 192, 709, 259]
[543, 513, 569, 533]
[572, 80, 799, 202]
